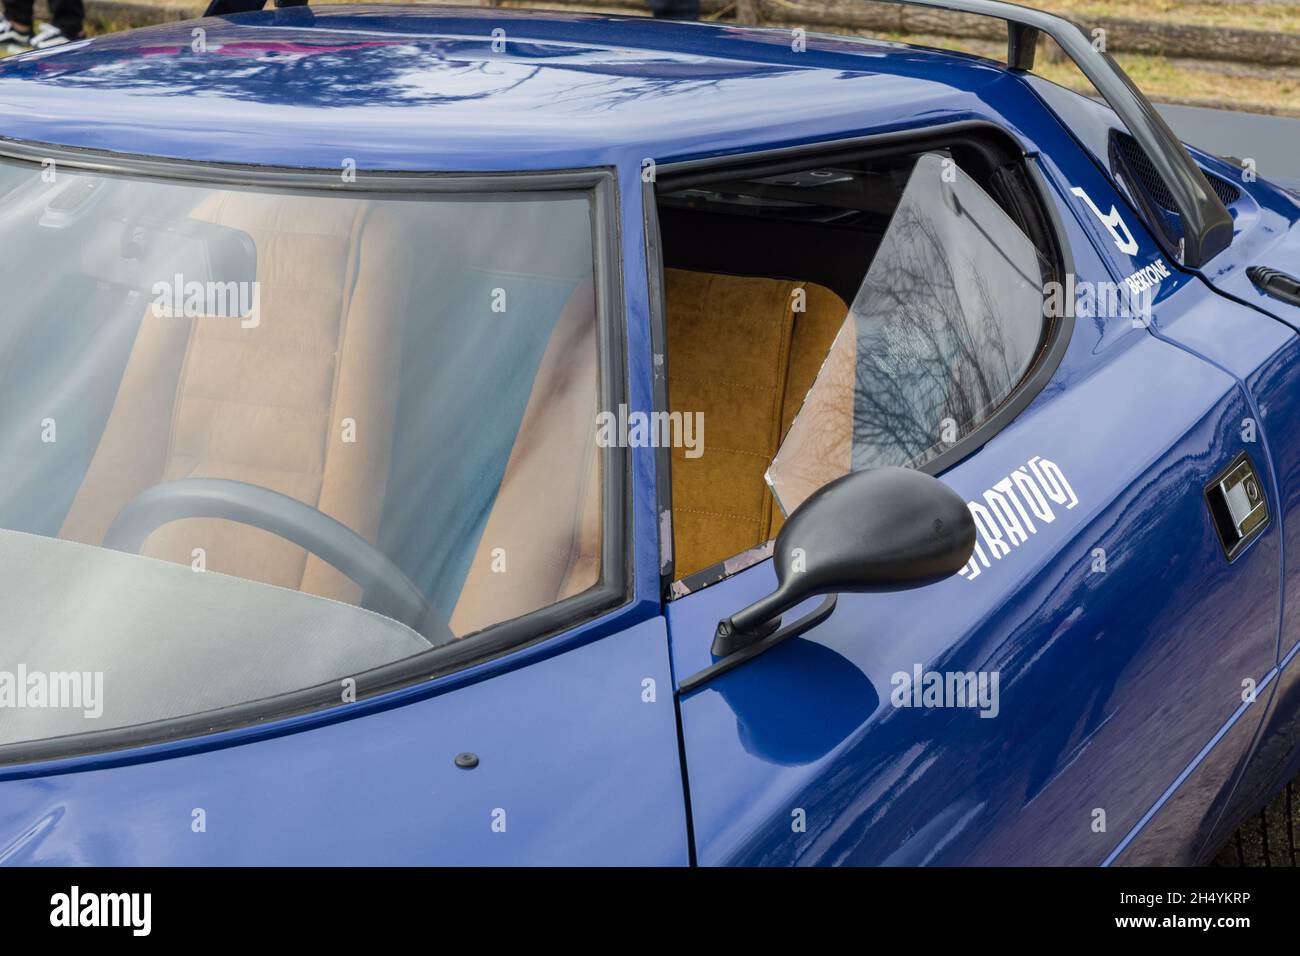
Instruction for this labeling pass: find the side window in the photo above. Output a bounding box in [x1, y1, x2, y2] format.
[768, 151, 1049, 515]
[657, 141, 1057, 584]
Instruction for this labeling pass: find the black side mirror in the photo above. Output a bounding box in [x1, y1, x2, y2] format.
[714, 467, 977, 658]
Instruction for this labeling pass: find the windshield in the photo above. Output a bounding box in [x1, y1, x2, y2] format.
[0, 159, 605, 748]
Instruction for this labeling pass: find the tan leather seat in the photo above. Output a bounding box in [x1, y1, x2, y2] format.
[666, 268, 846, 578]
[448, 278, 602, 637]
[60, 191, 409, 608]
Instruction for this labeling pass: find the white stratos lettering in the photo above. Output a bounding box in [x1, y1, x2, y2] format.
[959, 456, 1077, 581]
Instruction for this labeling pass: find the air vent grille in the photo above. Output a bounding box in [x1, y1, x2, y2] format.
[1108, 132, 1240, 254]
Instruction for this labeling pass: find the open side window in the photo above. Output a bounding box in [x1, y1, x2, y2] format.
[649, 125, 1070, 593]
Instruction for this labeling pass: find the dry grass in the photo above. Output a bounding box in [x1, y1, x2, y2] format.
[1041, 0, 1300, 33]
[873, 28, 1300, 115]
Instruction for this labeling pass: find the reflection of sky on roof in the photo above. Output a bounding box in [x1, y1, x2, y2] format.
[0, 7, 1014, 169]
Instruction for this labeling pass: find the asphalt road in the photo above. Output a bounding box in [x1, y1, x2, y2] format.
[1158, 103, 1300, 191]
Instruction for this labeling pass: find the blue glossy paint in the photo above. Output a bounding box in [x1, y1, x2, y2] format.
[1014, 82, 1300, 862]
[0, 6, 1084, 171]
[0, 617, 687, 865]
[1191, 147, 1300, 333]
[2, 5, 1300, 865]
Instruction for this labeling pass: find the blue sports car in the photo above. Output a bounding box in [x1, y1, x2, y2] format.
[0, 0, 1299, 867]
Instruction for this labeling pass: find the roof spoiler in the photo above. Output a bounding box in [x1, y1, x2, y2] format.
[197, 0, 1232, 267]
[875, 0, 1231, 267]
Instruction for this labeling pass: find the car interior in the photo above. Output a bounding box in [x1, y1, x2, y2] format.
[0, 171, 603, 649]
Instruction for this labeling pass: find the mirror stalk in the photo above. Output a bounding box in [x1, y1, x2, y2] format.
[684, 468, 976, 692]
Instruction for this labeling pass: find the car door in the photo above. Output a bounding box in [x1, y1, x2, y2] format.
[660, 127, 1285, 866]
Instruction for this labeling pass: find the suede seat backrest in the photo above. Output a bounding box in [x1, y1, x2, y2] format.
[59, 191, 409, 608]
[665, 268, 846, 578]
[448, 278, 602, 637]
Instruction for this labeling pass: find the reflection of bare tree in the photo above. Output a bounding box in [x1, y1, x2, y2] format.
[9, 36, 547, 108]
[9, 20, 785, 112]
[850, 159, 1044, 472]
[546, 72, 731, 113]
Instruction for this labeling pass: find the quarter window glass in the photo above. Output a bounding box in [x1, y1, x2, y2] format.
[768, 152, 1047, 516]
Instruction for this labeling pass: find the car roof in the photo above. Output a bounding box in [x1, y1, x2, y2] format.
[0, 4, 1040, 171]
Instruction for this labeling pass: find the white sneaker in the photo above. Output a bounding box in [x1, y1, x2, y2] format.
[0, 18, 34, 47]
[31, 24, 78, 49]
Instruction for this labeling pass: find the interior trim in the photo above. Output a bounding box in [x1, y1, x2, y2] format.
[0, 143, 632, 769]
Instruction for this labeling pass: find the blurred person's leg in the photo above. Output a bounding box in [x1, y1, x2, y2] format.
[50, 0, 83, 38]
[31, 0, 82, 46]
[0, 0, 35, 40]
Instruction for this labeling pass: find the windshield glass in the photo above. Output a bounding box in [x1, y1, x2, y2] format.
[0, 159, 604, 748]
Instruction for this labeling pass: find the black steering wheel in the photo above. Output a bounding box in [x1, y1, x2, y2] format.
[103, 478, 445, 641]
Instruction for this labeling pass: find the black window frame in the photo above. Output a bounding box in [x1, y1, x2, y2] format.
[0, 138, 631, 768]
[645, 119, 1075, 597]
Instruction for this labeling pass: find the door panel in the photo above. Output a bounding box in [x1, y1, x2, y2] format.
[1153, 283, 1300, 664]
[1129, 265, 1300, 861]
[671, 327, 1278, 865]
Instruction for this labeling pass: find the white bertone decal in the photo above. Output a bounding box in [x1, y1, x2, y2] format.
[959, 456, 1078, 582]
[1121, 258, 1170, 298]
[1070, 185, 1139, 255]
